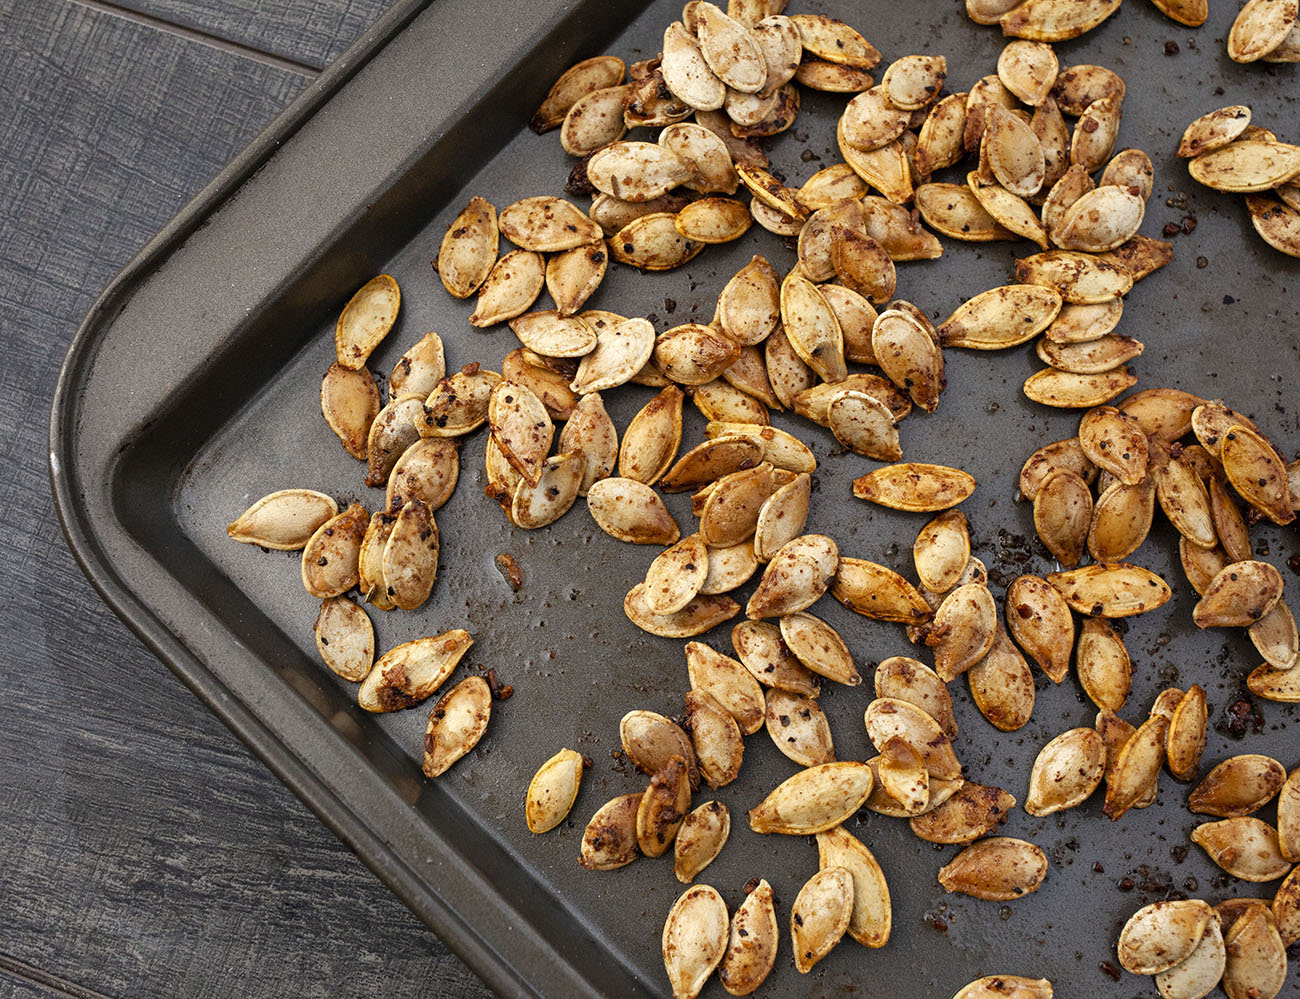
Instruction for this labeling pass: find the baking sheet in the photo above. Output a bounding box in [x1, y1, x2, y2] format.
[55, 0, 1299, 995]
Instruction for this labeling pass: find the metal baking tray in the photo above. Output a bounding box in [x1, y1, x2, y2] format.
[51, 0, 1299, 995]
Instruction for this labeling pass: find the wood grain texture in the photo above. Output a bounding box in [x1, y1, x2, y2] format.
[0, 2, 488, 997]
[74, 0, 395, 69]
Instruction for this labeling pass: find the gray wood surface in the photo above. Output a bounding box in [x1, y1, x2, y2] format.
[0, 1, 490, 996]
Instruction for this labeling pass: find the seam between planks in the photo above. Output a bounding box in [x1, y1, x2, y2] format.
[63, 0, 323, 77]
[0, 952, 120, 999]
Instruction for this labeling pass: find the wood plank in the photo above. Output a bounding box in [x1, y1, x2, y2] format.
[77, 0, 398, 70]
[0, 3, 488, 996]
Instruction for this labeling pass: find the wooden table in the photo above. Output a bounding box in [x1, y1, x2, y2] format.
[0, 2, 491, 995]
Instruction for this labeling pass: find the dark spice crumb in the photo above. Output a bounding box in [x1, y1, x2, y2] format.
[485, 668, 514, 700]
[1164, 40, 1179, 55]
[1100, 962, 1122, 982]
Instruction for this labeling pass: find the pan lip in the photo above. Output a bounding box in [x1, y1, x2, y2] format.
[47, 1, 646, 996]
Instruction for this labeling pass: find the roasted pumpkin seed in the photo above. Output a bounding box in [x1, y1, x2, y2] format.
[938, 284, 1062, 350]
[731, 620, 821, 696]
[938, 838, 1048, 901]
[526, 748, 584, 834]
[967, 625, 1037, 732]
[1117, 900, 1214, 975]
[300, 502, 368, 599]
[746, 534, 838, 619]
[662, 884, 729, 999]
[589, 478, 680, 545]
[1032, 469, 1092, 566]
[791, 867, 852, 974]
[1103, 713, 1168, 820]
[674, 801, 730, 883]
[815, 825, 891, 947]
[749, 761, 874, 834]
[831, 557, 932, 623]
[865, 697, 961, 780]
[364, 395, 424, 487]
[1193, 817, 1292, 882]
[1222, 424, 1296, 525]
[1193, 560, 1284, 628]
[1222, 904, 1288, 999]
[579, 792, 643, 871]
[875, 656, 957, 739]
[422, 675, 490, 777]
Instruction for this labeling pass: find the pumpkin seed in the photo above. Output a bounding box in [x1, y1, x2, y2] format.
[1193, 560, 1284, 628]
[964, 75, 1018, 152]
[968, 174, 1050, 248]
[1190, 140, 1300, 192]
[1099, 148, 1155, 202]
[871, 310, 946, 412]
[915, 182, 1015, 241]
[611, 213, 707, 271]
[778, 273, 845, 383]
[763, 688, 835, 767]
[815, 825, 892, 947]
[791, 867, 852, 973]
[967, 623, 1036, 731]
[300, 502, 368, 599]
[925, 584, 997, 682]
[418, 365, 500, 438]
[676, 198, 754, 244]
[715, 255, 780, 346]
[1025, 727, 1105, 816]
[776, 611, 858, 686]
[570, 318, 654, 394]
[590, 192, 693, 237]
[684, 688, 745, 789]
[985, 106, 1047, 198]
[831, 557, 932, 623]
[938, 838, 1048, 901]
[655, 323, 742, 385]
[1032, 469, 1092, 565]
[507, 314, 596, 366]
[1096, 709, 1156, 810]
[559, 84, 629, 156]
[731, 620, 821, 696]
[1250, 601, 1299, 670]
[1103, 713, 1168, 819]
[839, 128, 914, 205]
[998, 40, 1058, 106]
[700, 541, 760, 595]
[865, 697, 961, 780]
[1222, 904, 1288, 999]
[1075, 617, 1131, 711]
[638, 756, 693, 858]
[228, 488, 338, 551]
[1019, 438, 1096, 500]
[880, 54, 945, 111]
[875, 656, 957, 738]
[1050, 63, 1125, 115]
[1077, 405, 1148, 485]
[625, 54, 695, 127]
[794, 373, 909, 425]
[699, 462, 774, 548]
[532, 55, 625, 132]
[320, 362, 380, 460]
[1069, 95, 1122, 173]
[685, 641, 766, 735]
[1037, 334, 1143, 374]
[1115, 388, 1199, 442]
[967, 0, 1025, 23]
[793, 56, 875, 91]
[674, 801, 730, 884]
[1049, 562, 1173, 618]
[469, 250, 545, 327]
[697, 5, 768, 96]
[832, 226, 897, 305]
[555, 393, 616, 496]
[1155, 917, 1225, 999]
[1190, 755, 1287, 818]
[797, 163, 868, 210]
[1016, 249, 1134, 304]
[706, 422, 816, 475]
[1263, 19, 1300, 61]
[1100, 234, 1174, 280]
[381, 499, 440, 610]
[488, 381, 553, 488]
[385, 333, 445, 403]
[1191, 400, 1259, 456]
[619, 386, 684, 484]
[588, 478, 680, 545]
[1054, 186, 1145, 253]
[789, 13, 880, 68]
[1205, 475, 1251, 564]
[334, 274, 399, 371]
[1005, 574, 1074, 682]
[579, 793, 643, 871]
[498, 196, 601, 252]
[662, 884, 729, 999]
[1222, 424, 1296, 525]
[1088, 478, 1155, 562]
[1041, 163, 1095, 240]
[1118, 900, 1214, 975]
[621, 710, 701, 790]
[1278, 769, 1300, 862]
[752, 472, 811, 561]
[1246, 194, 1300, 259]
[858, 197, 943, 262]
[661, 20, 727, 111]
[952, 976, 1054, 999]
[526, 748, 584, 834]
[1229, 0, 1299, 61]
[914, 93, 970, 177]
[840, 86, 910, 152]
[823, 389, 898, 460]
[938, 284, 1062, 350]
[720, 346, 781, 409]
[421, 675, 490, 777]
[660, 436, 763, 493]
[312, 596, 374, 683]
[641, 535, 710, 616]
[1275, 867, 1300, 946]
[1193, 817, 1292, 882]
[911, 511, 971, 596]
[745, 534, 838, 619]
[356, 510, 397, 608]
[358, 394, 419, 487]
[749, 15, 801, 98]
[717, 879, 778, 996]
[749, 761, 874, 834]
[911, 781, 1016, 845]
[626, 582, 739, 638]
[1004, 0, 1121, 39]
[436, 198, 498, 299]
[853, 462, 976, 512]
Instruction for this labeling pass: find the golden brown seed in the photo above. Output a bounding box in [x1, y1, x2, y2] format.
[364, 396, 424, 487]
[780, 611, 859, 686]
[864, 697, 961, 780]
[876, 656, 957, 739]
[1221, 424, 1296, 526]
[745, 534, 838, 619]
[1005, 575, 1074, 683]
[1222, 904, 1288, 999]
[915, 181, 1014, 241]
[1194, 817, 1292, 882]
[764, 688, 835, 767]
[525, 748, 584, 834]
[831, 557, 932, 623]
[938, 284, 1062, 350]
[1117, 899, 1214, 975]
[469, 250, 545, 327]
[1077, 617, 1132, 711]
[791, 867, 853, 974]
[674, 801, 730, 883]
[300, 502, 369, 600]
[1025, 728, 1105, 816]
[913, 510, 971, 594]
[625, 583, 738, 638]
[1032, 470, 1092, 567]
[638, 756, 692, 858]
[967, 625, 1036, 732]
[1190, 755, 1287, 818]
[815, 825, 892, 947]
[1103, 714, 1168, 820]
[927, 583, 998, 682]
[1023, 367, 1137, 407]
[421, 675, 490, 777]
[313, 596, 374, 682]
[731, 620, 821, 697]
[662, 884, 729, 999]
[579, 793, 642, 871]
[1048, 562, 1173, 618]
[1193, 560, 1284, 628]
[685, 689, 745, 789]
[938, 838, 1048, 901]
[910, 782, 1015, 845]
[717, 255, 781, 345]
[1249, 600, 1300, 670]
[717, 879, 778, 997]
[619, 385, 684, 485]
[588, 478, 680, 545]
[852, 462, 974, 512]
[1088, 478, 1155, 562]
[1166, 685, 1208, 782]
[748, 762, 875, 834]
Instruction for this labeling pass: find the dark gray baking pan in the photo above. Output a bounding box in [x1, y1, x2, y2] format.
[51, 0, 1300, 995]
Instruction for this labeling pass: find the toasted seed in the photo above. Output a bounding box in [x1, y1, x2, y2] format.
[354, 630, 473, 716]
[686, 641, 766, 735]
[822, 390, 897, 461]
[720, 346, 781, 409]
[421, 676, 490, 777]
[1246, 195, 1300, 259]
[793, 56, 875, 91]
[873, 657, 956, 738]
[526, 748, 584, 835]
[939, 284, 1062, 350]
[320, 362, 380, 460]
[717, 879, 778, 996]
[1100, 234, 1175, 280]
[776, 275, 844, 383]
[1049, 562, 1173, 619]
[356, 510, 398, 609]
[873, 736, 928, 815]
[789, 13, 880, 68]
[1041, 163, 1095, 240]
[714, 256, 779, 347]
[968, 174, 1049, 248]
[532, 55, 624, 132]
[854, 463, 976, 513]
[638, 756, 693, 859]
[794, 374, 909, 426]
[840, 87, 910, 152]
[1275, 868, 1300, 946]
[696, 5, 767, 96]
[952, 976, 1054, 999]
[964, 75, 1018, 153]
[470, 250, 545, 326]
[436, 198, 498, 298]
[1052, 186, 1145, 253]
[1019, 438, 1096, 501]
[880, 54, 946, 111]
[938, 838, 1047, 901]
[997, 40, 1058, 107]
[685, 688, 745, 789]
[749, 15, 801, 97]
[1032, 470, 1092, 566]
[831, 558, 932, 625]
[915, 182, 1014, 241]
[661, 20, 727, 111]
[1155, 917, 1225, 999]
[1194, 817, 1292, 882]
[660, 437, 763, 494]
[775, 612, 857, 687]
[839, 127, 914, 205]
[333, 274, 399, 370]
[1069, 95, 1122, 173]
[673, 801, 730, 884]
[626, 583, 739, 638]
[560, 84, 630, 156]
[1193, 560, 1284, 628]
[705, 424, 818, 478]
[1150, 687, 1186, 724]
[912, 781, 1016, 845]
[865, 697, 961, 780]
[967, 623, 1036, 731]
[700, 541, 760, 596]
[1097, 709, 1156, 810]
[924, 584, 996, 682]
[611, 213, 706, 271]
[1088, 478, 1155, 562]
[1222, 904, 1288, 999]
[1074, 617, 1131, 710]
[590, 192, 693, 237]
[513, 450, 586, 529]
[909, 511, 970, 596]
[655, 323, 742, 385]
[746, 534, 838, 619]
[662, 884, 729, 999]
[1229, 0, 1299, 61]
[871, 309, 944, 409]
[761, 688, 833, 767]
[1118, 900, 1214, 975]
[499, 196, 601, 253]
[620, 386, 685, 485]
[385, 334, 446, 405]
[1004, 574, 1073, 682]
[621, 710, 701, 790]
[1016, 250, 1133, 304]
[747, 193, 804, 236]
[644, 535, 711, 616]
[580, 793, 643, 871]
[1190, 140, 1300, 193]
[589, 139, 696, 204]
[299, 502, 368, 599]
[1191, 756, 1287, 818]
[1114, 389, 1199, 443]
[815, 825, 891, 947]
[418, 366, 501, 438]
[676, 198, 753, 244]
[1278, 770, 1300, 863]
[1250, 601, 1299, 670]
[693, 377, 770, 426]
[1205, 471, 1252, 564]
[985, 106, 1047, 198]
[791, 867, 852, 974]
[831, 226, 897, 305]
[854, 199, 940, 264]
[508, 314, 596, 367]
[750, 472, 810, 561]
[865, 758, 962, 818]
[556, 393, 616, 496]
[1002, 0, 1121, 38]
[312, 596, 374, 683]
[487, 381, 553, 488]
[1099, 148, 1155, 201]
[1192, 400, 1259, 456]
[1025, 728, 1104, 817]
[1077, 406, 1148, 485]
[1037, 334, 1143, 375]
[797, 164, 868, 210]
[570, 318, 653, 395]
[749, 761, 874, 835]
[1222, 424, 1296, 526]
[228, 489, 339, 552]
[381, 500, 439, 610]
[915, 93, 970, 181]
[968, 0, 1025, 22]
[1263, 19, 1300, 61]
[587, 478, 680, 545]
[732, 620, 821, 696]
[1152, 454, 1216, 552]
[1049, 63, 1124, 115]
[1104, 713, 1168, 820]
[359, 394, 421, 487]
